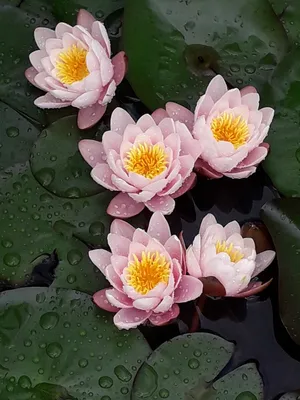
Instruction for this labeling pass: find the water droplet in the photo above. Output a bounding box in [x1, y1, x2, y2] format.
[46, 342, 63, 358]
[96, 9, 104, 18]
[35, 168, 55, 186]
[64, 187, 81, 198]
[188, 358, 199, 369]
[1, 239, 13, 248]
[78, 358, 88, 368]
[193, 350, 202, 357]
[184, 21, 195, 31]
[18, 375, 32, 389]
[39, 312, 59, 330]
[67, 250, 83, 265]
[244, 65, 256, 74]
[17, 353, 25, 361]
[89, 221, 105, 236]
[101, 397, 111, 400]
[99, 376, 113, 388]
[23, 339, 32, 347]
[67, 274, 77, 284]
[174, 369, 180, 375]
[230, 64, 240, 72]
[159, 388, 169, 398]
[3, 252, 20, 267]
[235, 392, 257, 400]
[114, 365, 132, 382]
[6, 127, 19, 137]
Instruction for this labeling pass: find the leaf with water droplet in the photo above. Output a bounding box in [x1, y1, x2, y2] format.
[0, 287, 151, 399]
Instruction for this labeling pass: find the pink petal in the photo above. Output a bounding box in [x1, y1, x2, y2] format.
[102, 130, 122, 154]
[129, 191, 155, 203]
[200, 214, 217, 236]
[77, 9, 96, 31]
[92, 21, 111, 56]
[113, 308, 151, 329]
[233, 279, 273, 298]
[111, 107, 135, 135]
[34, 93, 71, 109]
[153, 295, 174, 313]
[179, 154, 194, 180]
[77, 103, 107, 130]
[72, 89, 100, 108]
[34, 72, 52, 91]
[174, 275, 203, 302]
[149, 304, 180, 326]
[133, 297, 161, 311]
[241, 93, 260, 111]
[41, 57, 54, 74]
[223, 166, 256, 179]
[89, 249, 111, 274]
[194, 158, 223, 179]
[45, 38, 63, 54]
[107, 193, 145, 218]
[186, 246, 202, 278]
[111, 175, 137, 193]
[112, 51, 127, 85]
[29, 49, 47, 72]
[137, 114, 156, 132]
[172, 173, 197, 199]
[86, 50, 99, 72]
[50, 89, 78, 101]
[55, 22, 72, 39]
[195, 94, 214, 119]
[93, 289, 119, 312]
[147, 212, 171, 244]
[146, 195, 175, 215]
[25, 67, 39, 88]
[101, 80, 117, 104]
[106, 264, 123, 291]
[83, 70, 102, 91]
[158, 118, 176, 137]
[261, 107, 274, 126]
[111, 255, 128, 275]
[106, 288, 133, 308]
[110, 219, 135, 240]
[239, 146, 268, 168]
[152, 108, 168, 124]
[240, 86, 257, 96]
[172, 259, 183, 288]
[206, 75, 228, 102]
[252, 250, 276, 278]
[91, 163, 117, 190]
[79, 139, 106, 167]
[164, 236, 182, 262]
[166, 102, 194, 132]
[132, 229, 151, 246]
[34, 27, 56, 49]
[108, 233, 131, 256]
[224, 221, 241, 238]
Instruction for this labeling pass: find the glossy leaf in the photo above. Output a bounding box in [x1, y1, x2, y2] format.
[270, 0, 300, 45]
[0, 101, 40, 171]
[261, 198, 300, 346]
[123, 0, 288, 111]
[132, 333, 263, 399]
[0, 162, 113, 290]
[30, 116, 106, 198]
[0, 287, 151, 399]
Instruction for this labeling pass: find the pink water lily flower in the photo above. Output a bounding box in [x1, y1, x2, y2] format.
[91, 212, 203, 329]
[186, 214, 276, 297]
[25, 9, 127, 129]
[79, 107, 201, 218]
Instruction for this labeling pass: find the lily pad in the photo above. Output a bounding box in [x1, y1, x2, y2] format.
[132, 332, 263, 399]
[0, 101, 40, 172]
[53, 0, 124, 25]
[0, 287, 151, 399]
[20, 0, 57, 27]
[270, 0, 300, 46]
[30, 116, 107, 198]
[261, 198, 300, 346]
[123, 0, 288, 111]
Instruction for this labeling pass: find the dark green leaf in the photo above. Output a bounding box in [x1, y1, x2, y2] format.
[261, 198, 300, 345]
[132, 333, 263, 400]
[123, 0, 288, 111]
[270, 0, 300, 46]
[0, 101, 40, 171]
[0, 287, 151, 399]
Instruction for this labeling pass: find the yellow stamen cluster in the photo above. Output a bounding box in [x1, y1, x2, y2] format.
[56, 44, 89, 85]
[124, 143, 168, 179]
[215, 241, 244, 263]
[211, 113, 249, 149]
[125, 251, 170, 295]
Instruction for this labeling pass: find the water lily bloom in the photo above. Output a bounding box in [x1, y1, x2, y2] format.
[25, 9, 127, 129]
[186, 214, 276, 296]
[91, 212, 203, 329]
[79, 107, 201, 218]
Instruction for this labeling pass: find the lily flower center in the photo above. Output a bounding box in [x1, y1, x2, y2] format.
[124, 143, 168, 179]
[215, 240, 244, 263]
[211, 112, 249, 149]
[125, 251, 170, 295]
[56, 44, 89, 85]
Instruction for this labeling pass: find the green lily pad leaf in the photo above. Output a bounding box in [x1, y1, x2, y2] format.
[0, 101, 40, 172]
[280, 392, 300, 400]
[132, 333, 263, 400]
[270, 0, 300, 46]
[0, 162, 113, 290]
[261, 198, 300, 346]
[123, 0, 288, 111]
[20, 0, 57, 27]
[30, 116, 106, 198]
[53, 0, 124, 25]
[262, 48, 300, 197]
[0, 287, 151, 399]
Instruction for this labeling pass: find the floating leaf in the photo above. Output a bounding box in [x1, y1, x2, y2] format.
[123, 0, 288, 111]
[0, 101, 40, 171]
[0, 287, 151, 399]
[30, 116, 107, 198]
[261, 198, 300, 346]
[270, 0, 300, 46]
[132, 332, 263, 399]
